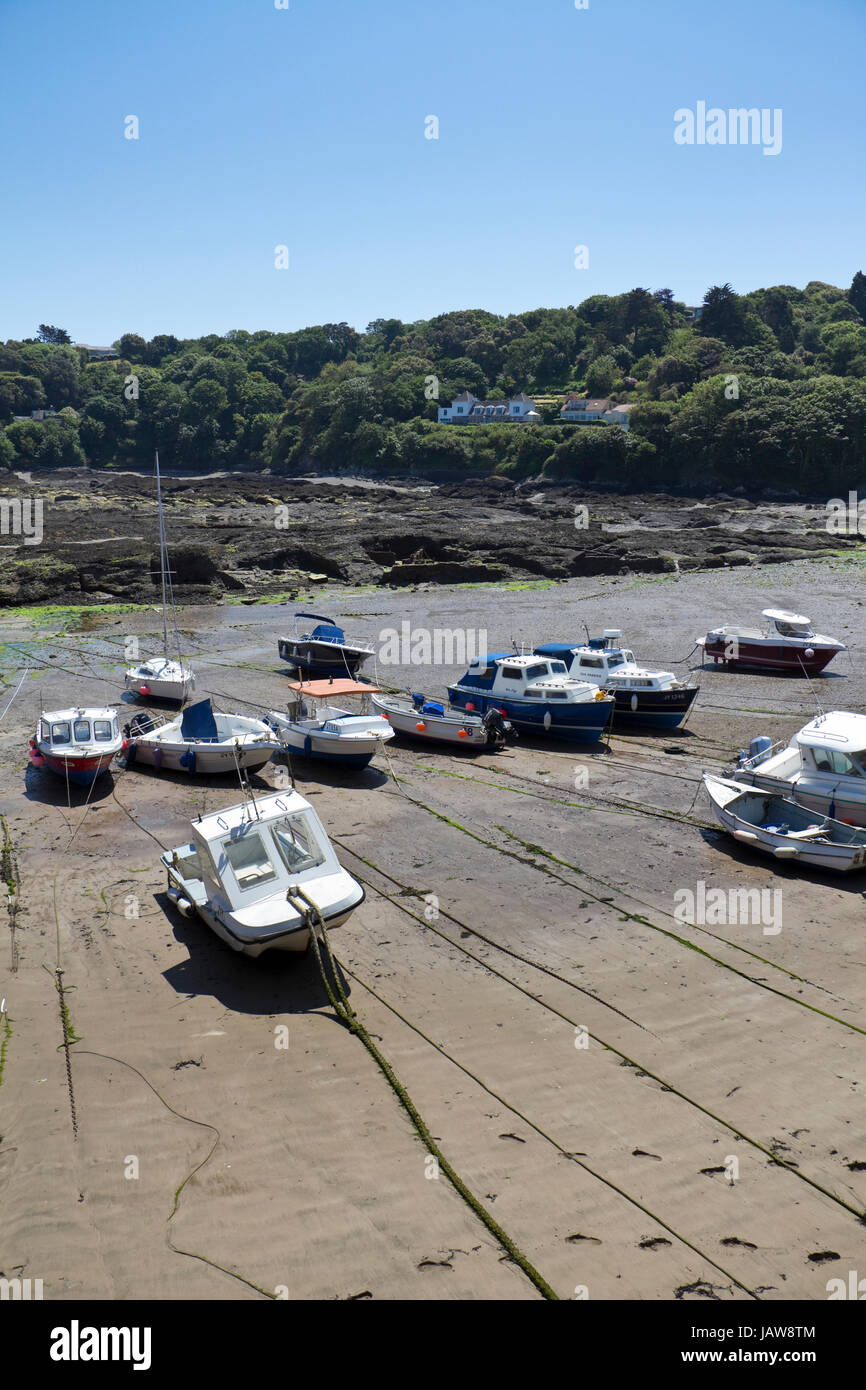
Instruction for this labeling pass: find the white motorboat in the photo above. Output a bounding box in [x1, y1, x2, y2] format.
[124, 698, 281, 775]
[697, 609, 845, 675]
[265, 679, 394, 770]
[371, 692, 515, 750]
[704, 773, 866, 873]
[125, 452, 195, 703]
[162, 789, 365, 956]
[731, 712, 866, 826]
[277, 612, 375, 679]
[536, 630, 698, 729]
[30, 706, 124, 786]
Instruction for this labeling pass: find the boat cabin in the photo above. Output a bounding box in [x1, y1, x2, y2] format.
[795, 712, 866, 778]
[459, 653, 595, 700]
[38, 707, 121, 751]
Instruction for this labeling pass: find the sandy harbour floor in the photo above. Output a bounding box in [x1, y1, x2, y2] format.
[1, 556, 865, 1301]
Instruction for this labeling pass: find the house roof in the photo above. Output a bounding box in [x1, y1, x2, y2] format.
[511, 393, 536, 403]
[452, 391, 476, 402]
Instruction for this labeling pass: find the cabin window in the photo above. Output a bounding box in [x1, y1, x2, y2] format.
[221, 832, 278, 890]
[775, 621, 811, 637]
[525, 664, 550, 680]
[93, 720, 114, 742]
[548, 661, 567, 674]
[501, 666, 523, 680]
[546, 690, 567, 699]
[73, 719, 91, 742]
[811, 749, 862, 777]
[272, 815, 326, 874]
[581, 657, 605, 669]
[607, 654, 624, 668]
[51, 722, 72, 745]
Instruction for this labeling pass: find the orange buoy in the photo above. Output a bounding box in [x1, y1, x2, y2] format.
[458, 729, 468, 739]
[416, 721, 427, 732]
[465, 702, 475, 712]
[139, 684, 151, 696]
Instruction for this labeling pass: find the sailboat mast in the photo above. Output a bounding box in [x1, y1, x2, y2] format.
[155, 451, 169, 657]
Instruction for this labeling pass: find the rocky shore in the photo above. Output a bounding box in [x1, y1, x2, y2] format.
[0, 468, 856, 608]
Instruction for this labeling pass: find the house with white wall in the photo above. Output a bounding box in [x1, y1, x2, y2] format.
[438, 391, 539, 424]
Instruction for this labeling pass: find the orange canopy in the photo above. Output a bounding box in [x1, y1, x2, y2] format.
[287, 679, 380, 697]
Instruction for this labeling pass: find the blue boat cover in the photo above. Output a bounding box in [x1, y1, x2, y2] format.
[422, 701, 445, 716]
[310, 623, 345, 643]
[180, 698, 219, 741]
[534, 643, 578, 656]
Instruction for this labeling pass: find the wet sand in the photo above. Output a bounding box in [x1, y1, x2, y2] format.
[1, 555, 865, 1301]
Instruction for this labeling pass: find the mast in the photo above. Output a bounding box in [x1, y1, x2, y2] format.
[155, 451, 169, 657]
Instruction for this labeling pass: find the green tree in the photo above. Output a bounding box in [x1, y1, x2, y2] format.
[37, 324, 71, 345]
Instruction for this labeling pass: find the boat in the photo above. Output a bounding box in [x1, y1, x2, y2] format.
[697, 609, 845, 675]
[371, 691, 516, 750]
[162, 789, 365, 956]
[729, 711, 866, 826]
[30, 707, 124, 785]
[123, 698, 281, 775]
[277, 612, 375, 679]
[125, 452, 195, 703]
[447, 653, 613, 743]
[703, 773, 866, 873]
[265, 679, 394, 769]
[535, 630, 699, 729]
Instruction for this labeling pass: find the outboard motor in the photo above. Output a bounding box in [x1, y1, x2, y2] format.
[411, 693, 426, 711]
[737, 734, 772, 768]
[482, 708, 516, 748]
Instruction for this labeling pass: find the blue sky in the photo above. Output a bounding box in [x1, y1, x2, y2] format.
[1, 0, 863, 344]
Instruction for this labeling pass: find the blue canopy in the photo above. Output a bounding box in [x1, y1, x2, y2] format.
[180, 698, 219, 741]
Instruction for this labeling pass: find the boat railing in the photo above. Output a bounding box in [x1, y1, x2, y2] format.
[735, 738, 787, 770]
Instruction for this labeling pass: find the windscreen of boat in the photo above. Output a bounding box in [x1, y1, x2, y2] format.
[221, 831, 278, 890]
[73, 719, 91, 742]
[524, 663, 560, 680]
[810, 748, 866, 777]
[776, 621, 813, 637]
[51, 722, 72, 745]
[271, 814, 326, 874]
[93, 720, 114, 742]
[607, 654, 625, 668]
[580, 657, 605, 669]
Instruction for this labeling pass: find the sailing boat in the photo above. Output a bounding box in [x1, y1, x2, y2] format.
[124, 452, 196, 703]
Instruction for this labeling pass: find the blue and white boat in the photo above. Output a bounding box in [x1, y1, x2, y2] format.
[447, 653, 613, 743]
[535, 631, 699, 730]
[277, 613, 375, 679]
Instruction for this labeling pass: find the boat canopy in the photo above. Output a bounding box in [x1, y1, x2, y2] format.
[762, 609, 811, 625]
[287, 679, 380, 698]
[795, 711, 866, 754]
[180, 698, 219, 740]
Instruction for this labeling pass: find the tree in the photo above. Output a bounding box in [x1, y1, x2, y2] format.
[584, 355, 617, 397]
[847, 271, 866, 323]
[699, 284, 750, 347]
[37, 324, 71, 345]
[118, 333, 147, 361]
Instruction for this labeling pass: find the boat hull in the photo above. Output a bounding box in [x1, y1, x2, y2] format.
[35, 749, 117, 785]
[703, 637, 839, 675]
[610, 685, 699, 729]
[447, 687, 611, 743]
[277, 726, 383, 769]
[705, 776, 866, 872]
[277, 639, 371, 679]
[128, 739, 278, 774]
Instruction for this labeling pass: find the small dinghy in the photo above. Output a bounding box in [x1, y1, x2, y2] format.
[277, 612, 375, 679]
[31, 707, 124, 785]
[124, 698, 281, 775]
[162, 788, 365, 955]
[703, 773, 866, 873]
[265, 679, 394, 770]
[372, 692, 515, 750]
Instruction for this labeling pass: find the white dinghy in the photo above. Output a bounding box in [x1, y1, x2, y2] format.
[265, 679, 394, 770]
[124, 698, 281, 775]
[162, 789, 365, 955]
[371, 692, 515, 750]
[703, 773, 866, 873]
[125, 452, 195, 703]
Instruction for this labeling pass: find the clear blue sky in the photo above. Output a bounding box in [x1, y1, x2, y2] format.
[1, 0, 863, 344]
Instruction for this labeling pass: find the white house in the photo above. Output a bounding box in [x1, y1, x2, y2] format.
[438, 391, 539, 424]
[602, 403, 637, 431]
[77, 344, 119, 361]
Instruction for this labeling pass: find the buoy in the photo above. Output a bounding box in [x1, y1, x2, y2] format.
[543, 711, 552, 730]
[416, 721, 427, 732]
[465, 702, 475, 712]
[458, 729, 468, 739]
[139, 684, 150, 696]
[630, 693, 639, 712]
[804, 648, 815, 660]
